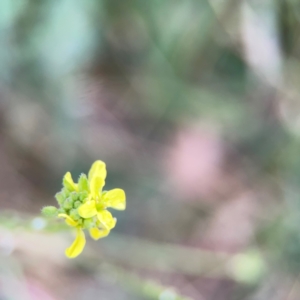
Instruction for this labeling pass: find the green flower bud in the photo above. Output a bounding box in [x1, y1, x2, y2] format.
[78, 174, 89, 192]
[79, 191, 88, 202]
[58, 208, 67, 214]
[70, 192, 78, 202]
[62, 188, 70, 199]
[73, 201, 81, 208]
[69, 209, 80, 221]
[83, 218, 94, 229]
[63, 198, 73, 210]
[42, 206, 58, 217]
[55, 192, 65, 205]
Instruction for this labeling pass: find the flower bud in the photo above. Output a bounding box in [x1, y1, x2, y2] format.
[78, 174, 89, 192]
[62, 188, 70, 199]
[69, 209, 80, 221]
[63, 198, 73, 210]
[55, 192, 65, 205]
[42, 206, 58, 217]
[58, 208, 67, 214]
[70, 192, 78, 202]
[73, 201, 81, 208]
[79, 191, 88, 202]
[83, 218, 94, 229]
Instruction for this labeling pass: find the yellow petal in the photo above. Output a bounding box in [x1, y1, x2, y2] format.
[65, 228, 86, 258]
[90, 176, 105, 199]
[63, 172, 78, 191]
[58, 213, 78, 227]
[78, 200, 97, 218]
[89, 227, 110, 240]
[97, 210, 116, 230]
[88, 160, 107, 182]
[103, 188, 126, 210]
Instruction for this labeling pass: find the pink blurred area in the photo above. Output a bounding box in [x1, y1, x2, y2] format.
[165, 124, 226, 201]
[27, 280, 57, 300]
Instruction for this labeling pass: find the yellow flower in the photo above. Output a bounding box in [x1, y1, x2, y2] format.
[44, 160, 126, 259]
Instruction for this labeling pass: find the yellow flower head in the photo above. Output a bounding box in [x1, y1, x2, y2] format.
[42, 160, 126, 258]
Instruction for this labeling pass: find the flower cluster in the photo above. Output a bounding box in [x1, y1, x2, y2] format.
[42, 160, 126, 258]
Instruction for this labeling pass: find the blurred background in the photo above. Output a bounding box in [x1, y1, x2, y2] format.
[1, 0, 300, 299]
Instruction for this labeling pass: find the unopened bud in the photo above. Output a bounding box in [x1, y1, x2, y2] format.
[58, 208, 67, 214]
[83, 218, 94, 229]
[78, 174, 89, 192]
[79, 191, 88, 202]
[74, 201, 81, 208]
[55, 192, 65, 205]
[70, 209, 80, 221]
[70, 192, 78, 202]
[63, 198, 73, 210]
[42, 206, 58, 217]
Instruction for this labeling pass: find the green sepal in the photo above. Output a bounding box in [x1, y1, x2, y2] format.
[70, 192, 78, 202]
[78, 174, 89, 192]
[62, 188, 70, 199]
[79, 191, 88, 202]
[55, 191, 65, 205]
[69, 209, 80, 221]
[42, 206, 58, 217]
[83, 218, 94, 229]
[63, 198, 73, 210]
[73, 201, 81, 208]
[58, 208, 67, 214]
